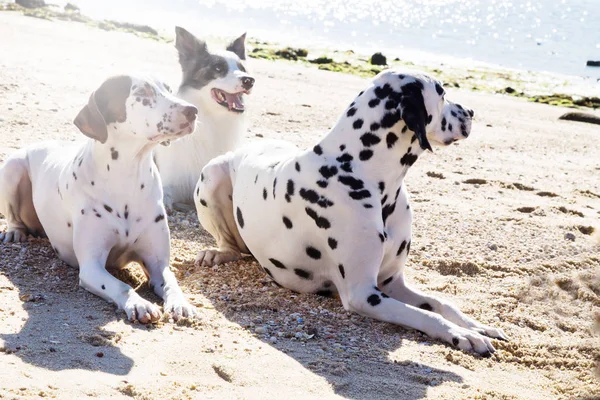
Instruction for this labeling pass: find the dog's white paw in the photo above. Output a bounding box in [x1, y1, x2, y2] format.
[164, 297, 197, 321]
[123, 295, 162, 324]
[195, 249, 241, 266]
[446, 326, 496, 357]
[471, 324, 509, 341]
[0, 228, 28, 243]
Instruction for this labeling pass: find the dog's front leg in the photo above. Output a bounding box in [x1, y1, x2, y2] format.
[137, 216, 197, 320]
[74, 234, 161, 323]
[382, 274, 508, 341]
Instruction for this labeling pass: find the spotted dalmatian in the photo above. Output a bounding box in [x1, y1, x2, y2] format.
[193, 70, 508, 356]
[0, 75, 198, 323]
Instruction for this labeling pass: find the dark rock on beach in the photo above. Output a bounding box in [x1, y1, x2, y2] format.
[370, 52, 387, 66]
[559, 112, 600, 125]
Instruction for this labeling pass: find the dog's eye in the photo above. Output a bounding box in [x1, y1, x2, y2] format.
[214, 65, 222, 72]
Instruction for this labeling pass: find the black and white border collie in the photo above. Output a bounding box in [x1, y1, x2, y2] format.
[154, 27, 254, 210]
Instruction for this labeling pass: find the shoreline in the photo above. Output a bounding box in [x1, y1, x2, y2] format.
[2, 2, 599, 110]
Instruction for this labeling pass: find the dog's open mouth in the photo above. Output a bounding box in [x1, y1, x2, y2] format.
[211, 88, 247, 113]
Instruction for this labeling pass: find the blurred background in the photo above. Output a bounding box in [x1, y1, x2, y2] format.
[60, 0, 599, 80]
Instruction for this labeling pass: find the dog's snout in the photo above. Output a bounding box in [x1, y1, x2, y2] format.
[241, 76, 255, 90]
[182, 105, 198, 123]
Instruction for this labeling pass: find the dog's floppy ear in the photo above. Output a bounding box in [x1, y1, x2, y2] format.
[175, 26, 207, 61]
[73, 75, 132, 143]
[226, 32, 247, 60]
[399, 82, 432, 152]
[74, 91, 108, 143]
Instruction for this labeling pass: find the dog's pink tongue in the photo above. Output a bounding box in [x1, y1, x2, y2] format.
[224, 92, 244, 111]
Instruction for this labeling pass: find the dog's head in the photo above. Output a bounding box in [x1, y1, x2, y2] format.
[74, 75, 197, 146]
[371, 70, 474, 152]
[175, 27, 254, 114]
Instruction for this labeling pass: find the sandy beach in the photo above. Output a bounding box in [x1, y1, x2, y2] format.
[1, 11, 600, 400]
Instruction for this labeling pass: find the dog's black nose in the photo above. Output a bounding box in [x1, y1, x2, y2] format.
[241, 76, 255, 90]
[182, 105, 198, 123]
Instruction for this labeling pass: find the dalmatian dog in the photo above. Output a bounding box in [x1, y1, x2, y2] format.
[193, 70, 508, 356]
[0, 75, 198, 323]
[153, 27, 254, 211]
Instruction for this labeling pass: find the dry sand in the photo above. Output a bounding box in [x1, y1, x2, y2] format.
[1, 12, 600, 400]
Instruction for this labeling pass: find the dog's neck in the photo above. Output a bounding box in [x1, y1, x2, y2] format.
[81, 135, 156, 183]
[318, 115, 425, 206]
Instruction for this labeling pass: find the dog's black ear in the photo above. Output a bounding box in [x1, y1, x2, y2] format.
[175, 26, 207, 61]
[74, 91, 108, 144]
[226, 32, 247, 60]
[74, 75, 132, 143]
[399, 82, 432, 152]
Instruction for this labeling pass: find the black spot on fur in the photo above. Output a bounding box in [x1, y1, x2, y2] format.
[340, 162, 353, 173]
[263, 188, 267, 200]
[448, 123, 453, 132]
[379, 233, 385, 242]
[363, 204, 373, 209]
[101, 285, 105, 290]
[155, 214, 165, 222]
[295, 162, 301, 172]
[360, 133, 381, 147]
[346, 107, 357, 117]
[141, 184, 145, 190]
[236, 207, 245, 228]
[317, 180, 328, 188]
[338, 264, 345, 279]
[269, 258, 287, 269]
[396, 240, 407, 256]
[386, 132, 398, 148]
[435, 83, 444, 96]
[319, 165, 338, 179]
[359, 149, 373, 161]
[381, 293, 390, 298]
[352, 119, 364, 130]
[339, 144, 346, 151]
[452, 337, 460, 346]
[272, 178, 277, 198]
[110, 147, 119, 160]
[95, 213, 102, 218]
[370, 122, 380, 131]
[72, 171, 77, 180]
[294, 268, 313, 280]
[124, 205, 129, 219]
[349, 190, 371, 200]
[81, 209, 85, 215]
[305, 207, 331, 229]
[264, 267, 274, 278]
[328, 237, 338, 250]
[419, 303, 433, 311]
[286, 179, 295, 202]
[407, 241, 411, 255]
[67, 222, 71, 228]
[385, 99, 397, 109]
[383, 276, 394, 285]
[337, 153, 354, 163]
[300, 188, 319, 203]
[103, 204, 113, 213]
[400, 151, 418, 166]
[367, 294, 381, 306]
[378, 182, 385, 194]
[368, 98, 380, 108]
[382, 202, 396, 224]
[196, 187, 200, 197]
[200, 173, 204, 182]
[282, 216, 293, 229]
[380, 111, 401, 129]
[375, 83, 393, 99]
[200, 199, 208, 207]
[107, 164, 110, 172]
[338, 175, 364, 190]
[313, 145, 323, 155]
[254, 174, 258, 184]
